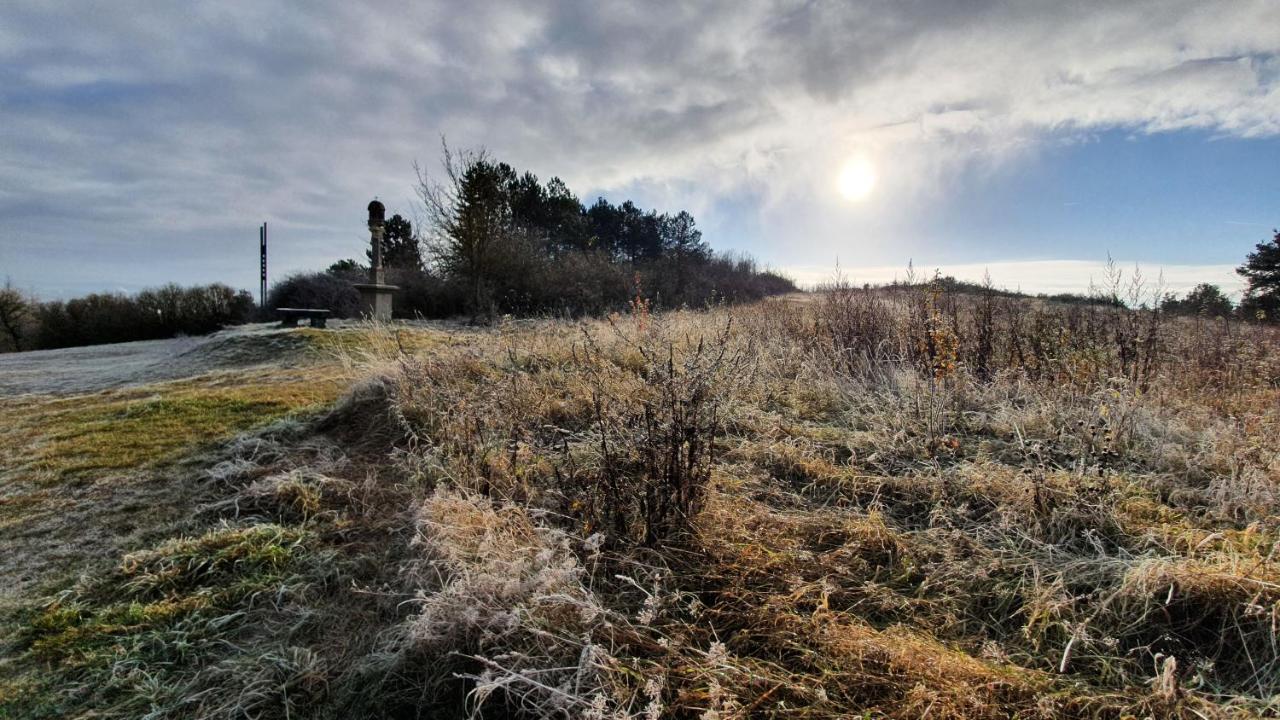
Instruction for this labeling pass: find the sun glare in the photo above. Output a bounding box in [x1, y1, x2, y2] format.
[837, 157, 877, 202]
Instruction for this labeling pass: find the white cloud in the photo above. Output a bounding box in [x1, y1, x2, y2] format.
[0, 0, 1277, 295]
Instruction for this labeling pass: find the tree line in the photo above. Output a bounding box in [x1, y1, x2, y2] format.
[1149, 232, 1280, 319]
[1, 147, 794, 352]
[4, 183, 1277, 353]
[0, 282, 255, 352]
[271, 145, 795, 320]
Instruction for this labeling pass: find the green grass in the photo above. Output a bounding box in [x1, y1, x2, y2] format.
[0, 333, 370, 719]
[3, 524, 320, 718]
[38, 395, 301, 475]
[0, 367, 346, 673]
[0, 370, 343, 485]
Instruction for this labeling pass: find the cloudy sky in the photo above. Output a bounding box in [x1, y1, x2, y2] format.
[1, 0, 1278, 299]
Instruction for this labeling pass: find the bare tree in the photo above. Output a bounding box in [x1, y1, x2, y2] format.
[0, 279, 32, 352]
[415, 139, 515, 320]
[414, 137, 476, 258]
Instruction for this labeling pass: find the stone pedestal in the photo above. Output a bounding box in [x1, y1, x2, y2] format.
[354, 282, 399, 321]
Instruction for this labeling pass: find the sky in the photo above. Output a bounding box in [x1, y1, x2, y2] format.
[0, 1, 1277, 300]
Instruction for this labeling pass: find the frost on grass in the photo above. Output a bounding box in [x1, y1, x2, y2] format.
[401, 487, 620, 718]
[7, 281, 1280, 719]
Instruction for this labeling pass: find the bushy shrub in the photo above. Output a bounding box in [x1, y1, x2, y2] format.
[540, 250, 632, 315]
[424, 243, 795, 320]
[803, 276, 1184, 392]
[386, 308, 744, 548]
[570, 316, 747, 547]
[1161, 283, 1234, 318]
[670, 253, 796, 306]
[265, 272, 362, 319]
[388, 267, 466, 319]
[269, 268, 474, 321]
[137, 284, 258, 336]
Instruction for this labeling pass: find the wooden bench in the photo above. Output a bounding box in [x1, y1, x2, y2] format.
[276, 307, 330, 328]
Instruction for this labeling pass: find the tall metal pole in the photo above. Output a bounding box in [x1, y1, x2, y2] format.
[259, 222, 267, 309]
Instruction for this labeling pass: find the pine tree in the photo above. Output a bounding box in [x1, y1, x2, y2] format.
[367, 214, 423, 271]
[1162, 283, 1233, 317]
[440, 159, 515, 316]
[1237, 230, 1280, 321]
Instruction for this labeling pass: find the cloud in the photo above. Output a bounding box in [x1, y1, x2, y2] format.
[1, 0, 1277, 296]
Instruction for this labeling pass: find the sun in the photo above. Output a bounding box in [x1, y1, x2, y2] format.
[837, 156, 877, 202]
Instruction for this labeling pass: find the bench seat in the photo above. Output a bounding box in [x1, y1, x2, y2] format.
[276, 307, 330, 329]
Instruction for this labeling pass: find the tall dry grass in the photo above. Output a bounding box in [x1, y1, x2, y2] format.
[10, 281, 1278, 719]
[343, 281, 1277, 718]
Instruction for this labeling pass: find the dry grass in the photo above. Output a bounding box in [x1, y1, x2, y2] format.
[3, 289, 1278, 718]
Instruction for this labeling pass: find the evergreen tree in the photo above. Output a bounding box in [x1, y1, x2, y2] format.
[1162, 283, 1233, 317]
[368, 214, 423, 271]
[616, 201, 663, 262]
[662, 210, 708, 260]
[586, 198, 624, 256]
[414, 142, 796, 318]
[326, 258, 363, 276]
[1237, 230, 1280, 321]
[506, 171, 547, 232]
[440, 159, 516, 315]
[542, 177, 589, 252]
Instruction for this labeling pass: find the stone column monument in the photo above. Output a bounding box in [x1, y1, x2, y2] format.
[354, 199, 399, 321]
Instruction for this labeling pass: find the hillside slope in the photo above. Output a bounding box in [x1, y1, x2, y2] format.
[2, 297, 1278, 719]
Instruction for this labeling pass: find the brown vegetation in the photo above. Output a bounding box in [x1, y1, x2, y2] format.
[4, 281, 1278, 718]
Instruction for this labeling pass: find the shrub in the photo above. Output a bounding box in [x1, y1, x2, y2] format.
[385, 308, 746, 549]
[137, 283, 257, 336]
[541, 250, 632, 315]
[1162, 283, 1234, 318]
[797, 274, 1188, 392]
[384, 267, 465, 319]
[575, 316, 747, 547]
[265, 272, 362, 319]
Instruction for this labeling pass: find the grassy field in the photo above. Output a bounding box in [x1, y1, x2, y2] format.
[0, 326, 444, 619]
[1, 295, 1277, 719]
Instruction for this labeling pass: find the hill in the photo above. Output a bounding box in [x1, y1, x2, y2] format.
[1, 290, 1278, 719]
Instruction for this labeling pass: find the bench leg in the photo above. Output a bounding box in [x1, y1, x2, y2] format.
[310, 317, 326, 329]
[281, 317, 298, 328]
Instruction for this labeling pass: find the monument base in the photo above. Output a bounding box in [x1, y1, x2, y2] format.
[353, 283, 399, 322]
